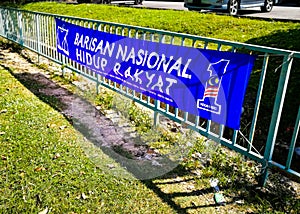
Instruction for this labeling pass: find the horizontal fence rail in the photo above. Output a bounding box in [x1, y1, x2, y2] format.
[0, 7, 299, 185]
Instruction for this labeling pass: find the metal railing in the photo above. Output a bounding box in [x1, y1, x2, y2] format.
[0, 7, 299, 185]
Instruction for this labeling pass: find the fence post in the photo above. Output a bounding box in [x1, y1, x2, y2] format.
[260, 53, 294, 186]
[153, 100, 160, 127]
[18, 11, 23, 46]
[61, 56, 66, 77]
[285, 106, 300, 170]
[3, 9, 8, 38]
[96, 73, 101, 94]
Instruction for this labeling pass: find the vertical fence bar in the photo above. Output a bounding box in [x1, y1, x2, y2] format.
[96, 73, 101, 95]
[35, 14, 41, 64]
[219, 125, 224, 139]
[285, 106, 300, 170]
[3, 10, 8, 39]
[195, 115, 199, 128]
[248, 54, 269, 151]
[232, 130, 238, 145]
[18, 11, 23, 46]
[260, 53, 294, 186]
[153, 100, 160, 127]
[153, 32, 164, 127]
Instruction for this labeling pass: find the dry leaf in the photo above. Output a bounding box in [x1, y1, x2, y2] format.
[47, 123, 56, 128]
[53, 153, 60, 159]
[76, 193, 88, 200]
[59, 125, 67, 130]
[106, 164, 115, 169]
[81, 193, 88, 200]
[146, 149, 155, 154]
[0, 132, 5, 135]
[0, 109, 7, 114]
[38, 207, 49, 214]
[35, 167, 46, 172]
[186, 184, 195, 191]
[191, 201, 197, 206]
[235, 199, 245, 205]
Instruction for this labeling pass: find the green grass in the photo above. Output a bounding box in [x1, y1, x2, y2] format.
[18, 2, 300, 51]
[0, 68, 174, 213]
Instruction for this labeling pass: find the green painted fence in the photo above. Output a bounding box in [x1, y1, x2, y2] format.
[0, 7, 299, 185]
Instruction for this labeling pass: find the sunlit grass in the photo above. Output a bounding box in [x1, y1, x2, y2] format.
[19, 2, 300, 51]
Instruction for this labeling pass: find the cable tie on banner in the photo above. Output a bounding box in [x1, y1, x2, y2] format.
[238, 130, 269, 176]
[274, 60, 288, 73]
[256, 52, 295, 73]
[274, 52, 295, 73]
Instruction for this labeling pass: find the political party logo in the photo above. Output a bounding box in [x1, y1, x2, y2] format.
[197, 59, 229, 115]
[56, 26, 70, 56]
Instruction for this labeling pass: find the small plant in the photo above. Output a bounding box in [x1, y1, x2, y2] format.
[128, 103, 152, 133]
[37, 63, 49, 70]
[95, 90, 114, 110]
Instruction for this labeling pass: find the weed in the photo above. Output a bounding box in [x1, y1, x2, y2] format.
[37, 63, 49, 70]
[128, 103, 152, 132]
[95, 91, 114, 110]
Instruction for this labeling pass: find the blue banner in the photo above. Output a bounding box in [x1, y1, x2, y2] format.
[56, 18, 256, 129]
